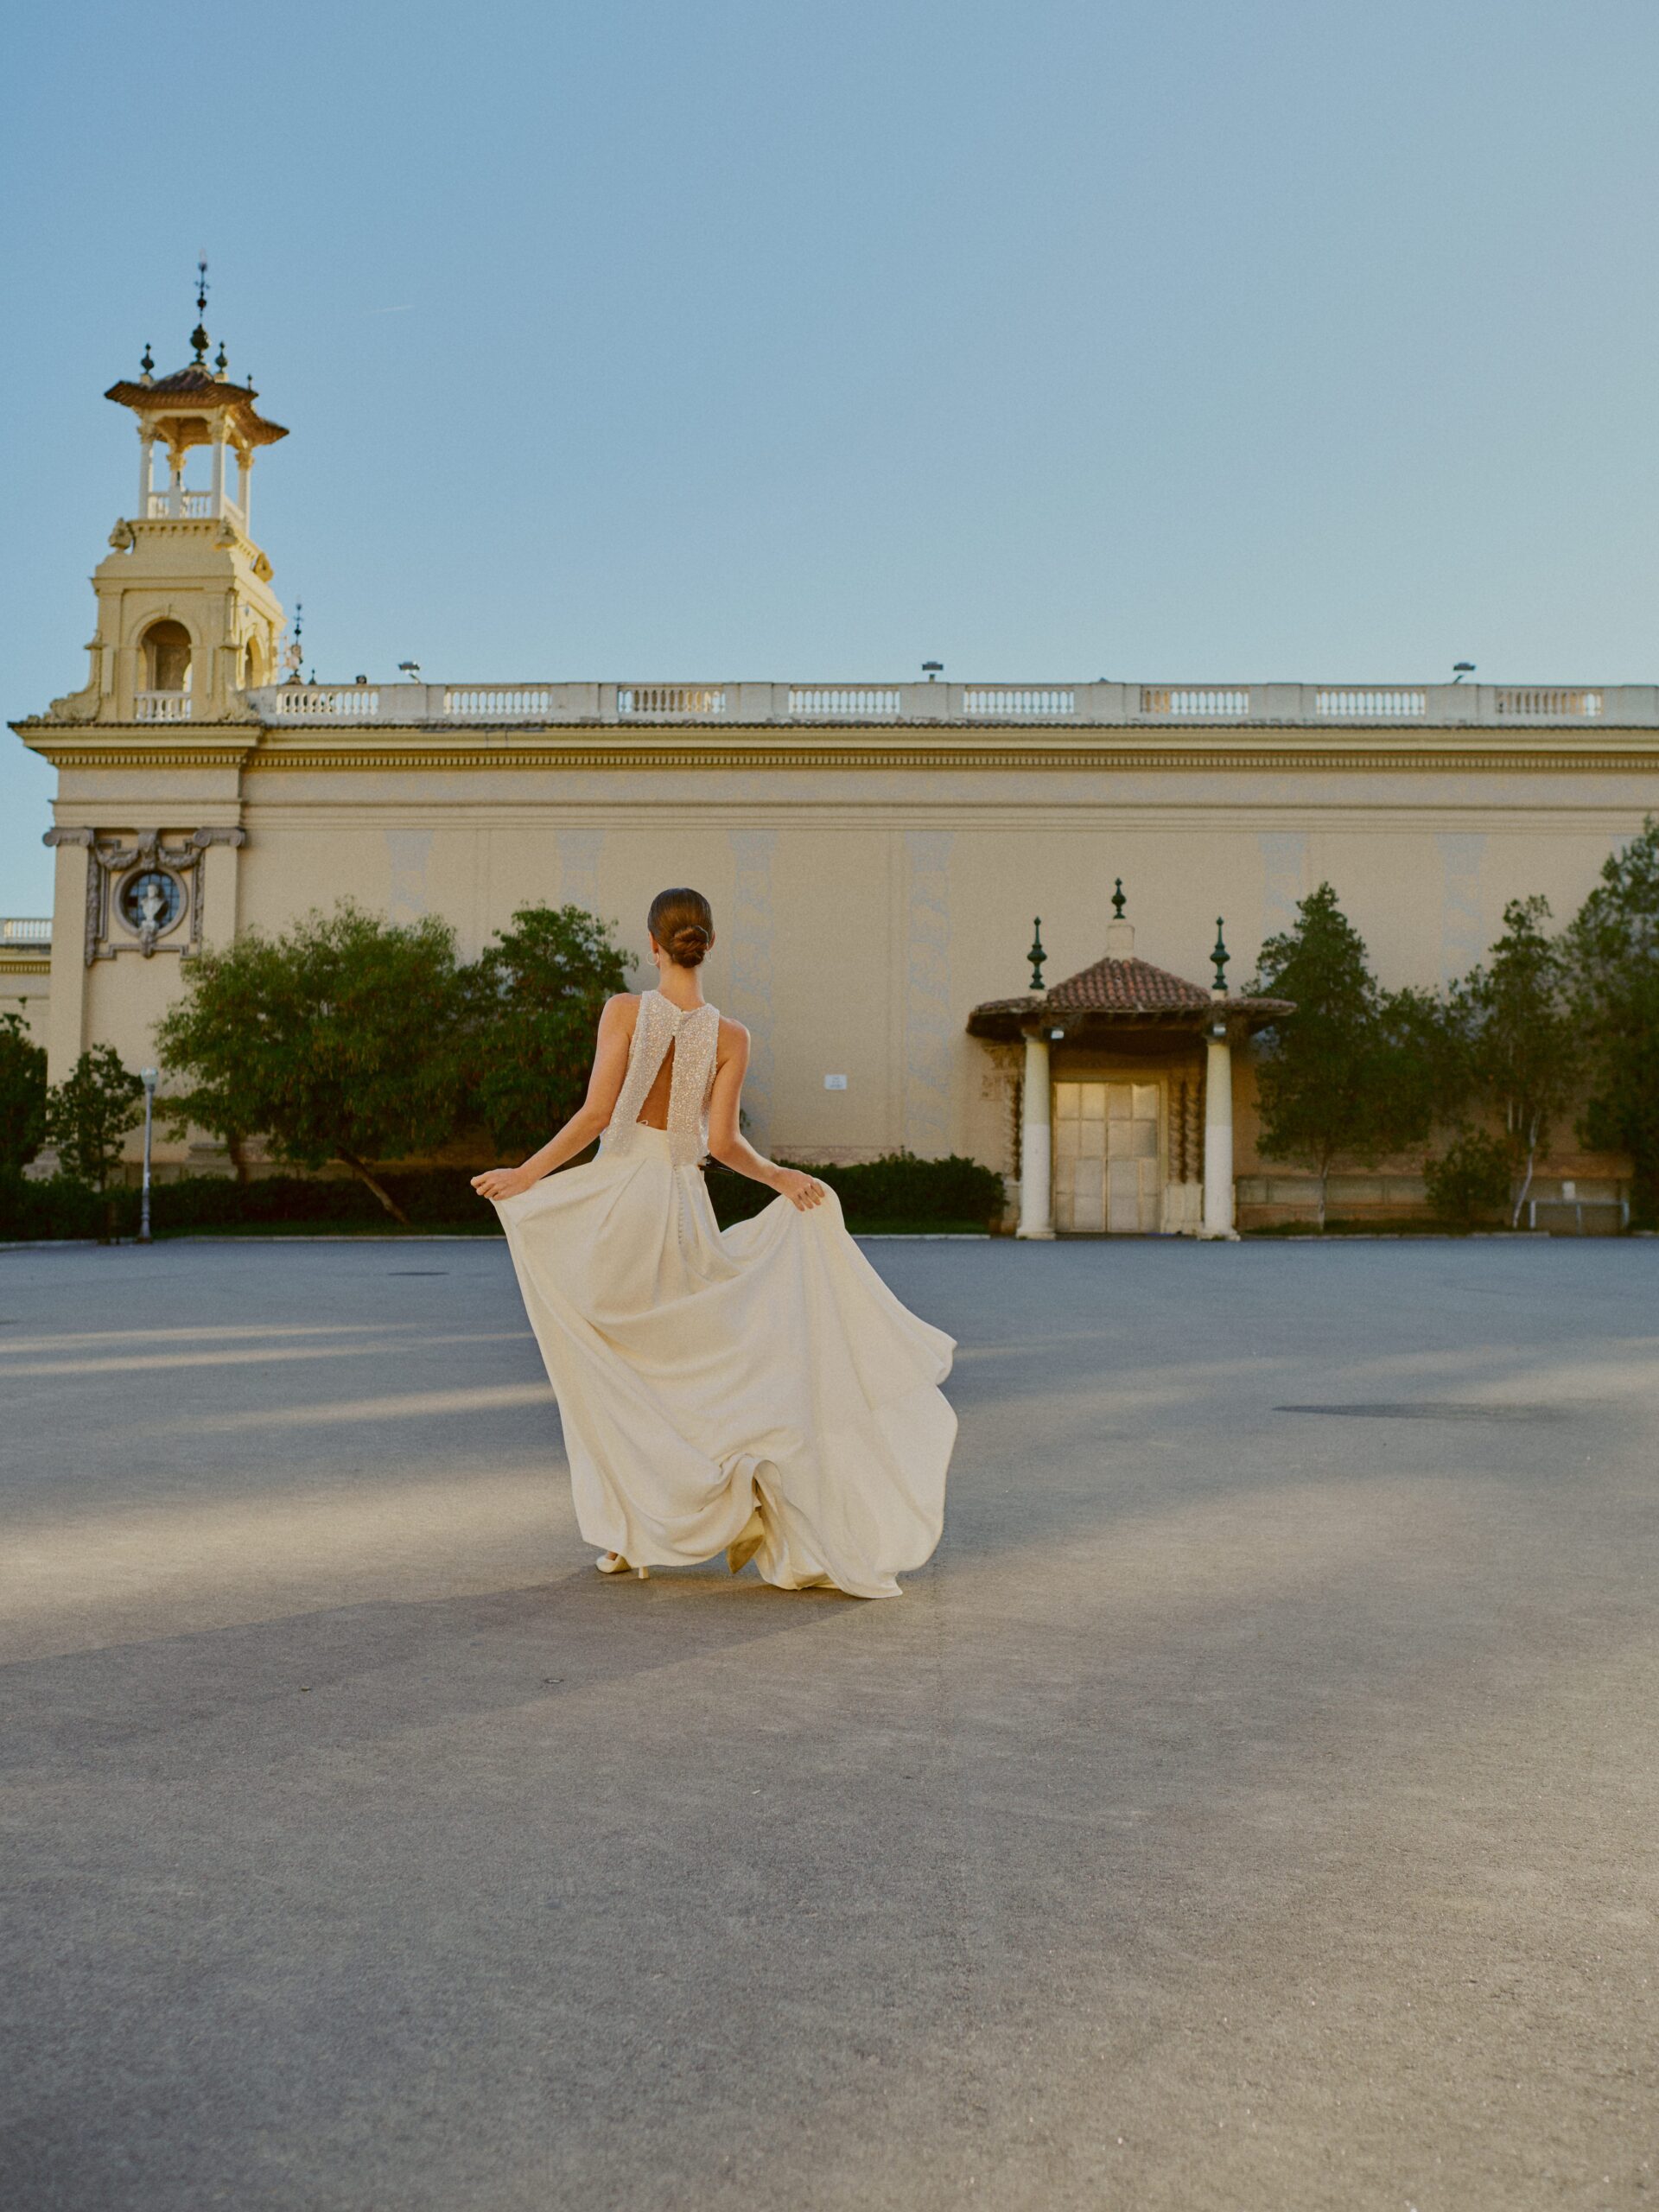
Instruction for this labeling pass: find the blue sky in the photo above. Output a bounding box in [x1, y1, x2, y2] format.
[4, 0, 1657, 907]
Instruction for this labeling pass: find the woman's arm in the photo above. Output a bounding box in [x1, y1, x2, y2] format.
[472, 994, 637, 1203]
[705, 1019, 826, 1212]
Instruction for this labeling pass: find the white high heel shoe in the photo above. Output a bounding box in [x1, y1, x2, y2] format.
[596, 1551, 649, 1580]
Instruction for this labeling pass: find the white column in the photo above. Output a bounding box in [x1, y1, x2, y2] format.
[209, 433, 226, 517]
[1017, 1029, 1054, 1239]
[137, 433, 154, 518]
[1199, 1018, 1238, 1239]
[238, 449, 252, 532]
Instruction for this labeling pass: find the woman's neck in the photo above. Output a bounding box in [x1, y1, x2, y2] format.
[652, 969, 706, 1013]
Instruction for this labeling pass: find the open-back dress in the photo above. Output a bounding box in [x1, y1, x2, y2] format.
[491, 989, 956, 1597]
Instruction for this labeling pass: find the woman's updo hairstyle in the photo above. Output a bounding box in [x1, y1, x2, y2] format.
[647, 886, 715, 968]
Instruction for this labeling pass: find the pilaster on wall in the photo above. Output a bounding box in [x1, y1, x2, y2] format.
[42, 832, 93, 1083]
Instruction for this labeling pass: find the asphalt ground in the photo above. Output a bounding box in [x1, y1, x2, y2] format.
[2, 1236, 1655, 2211]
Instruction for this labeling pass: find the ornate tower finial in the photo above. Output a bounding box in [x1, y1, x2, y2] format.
[213, 341, 229, 378]
[1111, 877, 1126, 918]
[139, 343, 154, 383]
[1027, 918, 1046, 992]
[283, 600, 304, 682]
[190, 256, 211, 365]
[1211, 918, 1230, 993]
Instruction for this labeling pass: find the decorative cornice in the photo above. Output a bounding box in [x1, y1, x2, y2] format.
[15, 724, 260, 772]
[12, 718, 1659, 776]
[0, 953, 50, 976]
[239, 726, 1659, 774]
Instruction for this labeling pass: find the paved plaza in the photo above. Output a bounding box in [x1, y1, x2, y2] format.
[2, 1234, 1655, 2210]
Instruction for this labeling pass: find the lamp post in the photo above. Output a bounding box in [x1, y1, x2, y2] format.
[139, 1067, 157, 1244]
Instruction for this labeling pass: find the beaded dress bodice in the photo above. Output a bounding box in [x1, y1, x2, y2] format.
[603, 991, 721, 1167]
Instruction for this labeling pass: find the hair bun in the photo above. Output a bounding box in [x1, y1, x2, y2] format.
[647, 886, 715, 967]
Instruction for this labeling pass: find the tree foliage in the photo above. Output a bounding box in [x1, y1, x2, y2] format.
[1449, 895, 1580, 1224]
[1567, 817, 1659, 1228]
[43, 1044, 143, 1191]
[1423, 1128, 1512, 1229]
[1249, 884, 1445, 1226]
[464, 905, 629, 1154]
[0, 1012, 47, 1173]
[155, 903, 469, 1222]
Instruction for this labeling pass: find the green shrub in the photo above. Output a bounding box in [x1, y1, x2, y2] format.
[0, 1173, 140, 1242]
[0, 1169, 499, 1242]
[3, 1154, 1005, 1242]
[1423, 1130, 1513, 1228]
[707, 1151, 1003, 1231]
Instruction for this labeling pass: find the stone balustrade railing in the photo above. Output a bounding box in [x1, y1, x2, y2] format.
[136, 690, 194, 721]
[1, 918, 51, 944]
[238, 679, 1649, 727]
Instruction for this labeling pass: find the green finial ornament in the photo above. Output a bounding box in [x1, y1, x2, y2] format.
[1027, 918, 1046, 992]
[1111, 877, 1126, 918]
[139, 343, 154, 381]
[1210, 918, 1230, 992]
[190, 257, 210, 364]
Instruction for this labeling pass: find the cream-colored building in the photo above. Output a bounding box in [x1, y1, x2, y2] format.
[10, 308, 1658, 1230]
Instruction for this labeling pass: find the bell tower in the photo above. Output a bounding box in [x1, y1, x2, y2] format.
[45, 263, 289, 726]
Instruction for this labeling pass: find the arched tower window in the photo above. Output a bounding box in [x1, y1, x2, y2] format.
[143, 619, 193, 694]
[241, 638, 263, 689]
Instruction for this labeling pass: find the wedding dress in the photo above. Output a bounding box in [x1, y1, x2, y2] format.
[492, 989, 956, 1597]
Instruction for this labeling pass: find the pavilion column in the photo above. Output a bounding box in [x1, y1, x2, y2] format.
[1199, 1014, 1239, 1240]
[1017, 1029, 1054, 1239]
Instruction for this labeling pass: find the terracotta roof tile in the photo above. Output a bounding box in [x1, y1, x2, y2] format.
[105, 369, 288, 447]
[1045, 954, 1212, 1012]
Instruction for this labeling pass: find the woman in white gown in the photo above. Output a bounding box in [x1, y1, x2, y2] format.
[472, 887, 955, 1598]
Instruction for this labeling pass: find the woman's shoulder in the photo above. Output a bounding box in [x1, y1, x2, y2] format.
[598, 991, 644, 1033]
[715, 1012, 750, 1055]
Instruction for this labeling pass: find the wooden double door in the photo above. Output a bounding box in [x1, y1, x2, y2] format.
[1052, 1079, 1162, 1234]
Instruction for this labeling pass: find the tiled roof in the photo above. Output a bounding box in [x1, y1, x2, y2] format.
[1045, 954, 1212, 1012]
[105, 369, 289, 446]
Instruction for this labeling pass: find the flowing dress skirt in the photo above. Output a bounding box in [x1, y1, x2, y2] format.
[493, 1126, 956, 1598]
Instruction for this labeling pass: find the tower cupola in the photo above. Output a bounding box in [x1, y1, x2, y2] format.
[32, 264, 289, 728]
[104, 260, 287, 532]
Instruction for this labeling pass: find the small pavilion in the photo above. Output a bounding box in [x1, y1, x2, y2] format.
[966, 888, 1293, 1238]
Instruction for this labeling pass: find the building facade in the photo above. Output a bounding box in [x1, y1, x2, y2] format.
[10, 313, 1658, 1230]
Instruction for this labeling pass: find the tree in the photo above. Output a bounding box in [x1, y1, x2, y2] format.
[43, 1045, 143, 1190]
[463, 904, 629, 1155]
[155, 902, 469, 1223]
[1452, 895, 1580, 1225]
[1567, 817, 1659, 1229]
[0, 1012, 47, 1173]
[1423, 1129, 1512, 1229]
[1250, 883, 1441, 1229]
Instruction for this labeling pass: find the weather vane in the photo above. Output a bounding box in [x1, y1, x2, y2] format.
[190, 254, 211, 365]
[283, 601, 304, 681]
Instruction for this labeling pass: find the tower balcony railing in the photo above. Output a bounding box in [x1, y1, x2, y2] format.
[1, 918, 51, 945]
[135, 690, 193, 721]
[143, 490, 246, 528]
[236, 679, 1659, 728]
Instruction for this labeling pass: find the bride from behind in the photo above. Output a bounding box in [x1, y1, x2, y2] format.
[472, 887, 955, 1598]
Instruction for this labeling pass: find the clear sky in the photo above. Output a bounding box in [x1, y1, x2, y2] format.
[4, 0, 1657, 908]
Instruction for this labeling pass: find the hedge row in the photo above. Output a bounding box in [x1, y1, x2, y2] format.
[2, 1152, 1007, 1242]
[706, 1152, 1004, 1230]
[0, 1170, 492, 1241]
